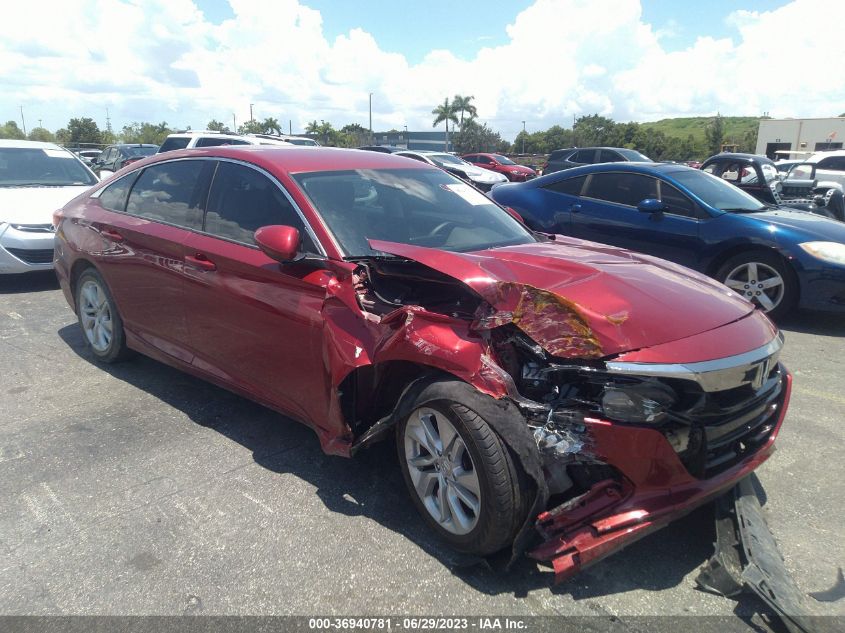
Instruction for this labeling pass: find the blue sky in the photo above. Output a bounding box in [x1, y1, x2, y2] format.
[1, 0, 841, 139]
[197, 0, 786, 61]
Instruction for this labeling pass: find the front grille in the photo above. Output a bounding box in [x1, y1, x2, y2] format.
[6, 248, 55, 264]
[669, 364, 785, 478]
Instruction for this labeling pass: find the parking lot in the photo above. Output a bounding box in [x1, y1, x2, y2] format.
[1, 271, 843, 628]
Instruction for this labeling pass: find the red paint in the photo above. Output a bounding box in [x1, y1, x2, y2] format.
[462, 153, 537, 182]
[54, 147, 792, 581]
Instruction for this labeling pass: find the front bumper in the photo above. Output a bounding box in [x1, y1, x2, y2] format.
[795, 259, 845, 312]
[0, 223, 56, 274]
[528, 370, 792, 582]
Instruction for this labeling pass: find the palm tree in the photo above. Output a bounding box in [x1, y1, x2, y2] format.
[452, 95, 477, 130]
[263, 117, 282, 134]
[305, 120, 320, 135]
[431, 98, 459, 151]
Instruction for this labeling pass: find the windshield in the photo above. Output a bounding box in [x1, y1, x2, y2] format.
[671, 169, 766, 212]
[287, 138, 318, 146]
[293, 168, 535, 257]
[0, 147, 97, 187]
[428, 153, 467, 167]
[492, 154, 516, 165]
[785, 162, 815, 180]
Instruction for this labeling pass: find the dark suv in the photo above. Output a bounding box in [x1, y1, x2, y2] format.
[543, 147, 651, 175]
[92, 144, 158, 177]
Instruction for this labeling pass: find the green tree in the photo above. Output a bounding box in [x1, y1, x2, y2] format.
[121, 121, 172, 145]
[237, 119, 265, 134]
[305, 120, 320, 135]
[452, 94, 477, 130]
[65, 117, 103, 145]
[431, 98, 459, 150]
[705, 113, 725, 156]
[340, 123, 369, 147]
[839, 112, 845, 117]
[0, 121, 26, 139]
[573, 114, 616, 147]
[454, 119, 507, 154]
[27, 127, 55, 142]
[207, 119, 231, 133]
[543, 125, 574, 152]
[262, 117, 282, 134]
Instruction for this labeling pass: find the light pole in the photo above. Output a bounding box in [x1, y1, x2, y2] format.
[20, 106, 26, 136]
[369, 93, 373, 144]
[521, 121, 526, 154]
[232, 114, 236, 132]
[249, 103, 254, 122]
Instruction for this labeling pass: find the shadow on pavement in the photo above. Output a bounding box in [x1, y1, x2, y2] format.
[777, 309, 845, 337]
[58, 322, 727, 603]
[0, 270, 59, 294]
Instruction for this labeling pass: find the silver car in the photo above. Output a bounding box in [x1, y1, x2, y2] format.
[0, 140, 98, 274]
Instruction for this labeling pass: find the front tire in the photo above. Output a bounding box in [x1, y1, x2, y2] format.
[396, 388, 527, 556]
[75, 268, 132, 363]
[716, 251, 798, 319]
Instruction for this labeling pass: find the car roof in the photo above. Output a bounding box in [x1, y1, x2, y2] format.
[0, 139, 66, 150]
[124, 146, 440, 174]
[531, 161, 695, 184]
[808, 149, 845, 161]
[703, 153, 775, 165]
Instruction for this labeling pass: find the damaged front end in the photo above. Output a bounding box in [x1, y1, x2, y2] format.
[345, 239, 791, 584]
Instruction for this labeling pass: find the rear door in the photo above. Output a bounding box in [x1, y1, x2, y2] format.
[87, 158, 212, 362]
[180, 159, 330, 425]
[571, 171, 703, 267]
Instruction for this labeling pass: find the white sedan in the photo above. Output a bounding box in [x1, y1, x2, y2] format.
[0, 140, 98, 274]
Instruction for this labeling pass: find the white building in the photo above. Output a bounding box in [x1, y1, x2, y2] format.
[756, 117, 845, 159]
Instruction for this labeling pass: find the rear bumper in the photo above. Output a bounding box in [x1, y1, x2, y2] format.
[528, 370, 792, 583]
[0, 224, 56, 274]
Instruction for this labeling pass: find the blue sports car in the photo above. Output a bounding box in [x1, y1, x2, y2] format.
[490, 162, 845, 318]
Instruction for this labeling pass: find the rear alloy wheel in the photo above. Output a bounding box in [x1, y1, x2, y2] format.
[75, 269, 131, 363]
[717, 252, 797, 319]
[397, 389, 528, 556]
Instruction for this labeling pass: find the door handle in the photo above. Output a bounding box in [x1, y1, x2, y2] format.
[570, 203, 582, 213]
[101, 229, 124, 242]
[185, 253, 217, 272]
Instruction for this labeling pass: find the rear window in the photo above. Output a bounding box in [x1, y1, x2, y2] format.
[617, 149, 652, 162]
[98, 173, 137, 212]
[158, 137, 191, 153]
[125, 160, 209, 228]
[125, 146, 157, 157]
[195, 137, 250, 148]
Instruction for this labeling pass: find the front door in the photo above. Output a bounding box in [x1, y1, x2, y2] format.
[180, 160, 330, 426]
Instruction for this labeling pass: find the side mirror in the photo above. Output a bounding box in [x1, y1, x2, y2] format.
[637, 198, 667, 214]
[255, 225, 302, 263]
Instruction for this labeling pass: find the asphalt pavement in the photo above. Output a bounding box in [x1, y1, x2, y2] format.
[0, 271, 842, 631]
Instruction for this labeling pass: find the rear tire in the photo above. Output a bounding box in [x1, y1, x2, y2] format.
[396, 384, 528, 556]
[716, 251, 798, 320]
[75, 268, 132, 363]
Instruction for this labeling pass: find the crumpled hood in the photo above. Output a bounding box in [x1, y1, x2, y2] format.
[369, 237, 755, 358]
[0, 186, 92, 224]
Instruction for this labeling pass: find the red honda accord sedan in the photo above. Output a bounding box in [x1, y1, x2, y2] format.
[54, 147, 791, 581]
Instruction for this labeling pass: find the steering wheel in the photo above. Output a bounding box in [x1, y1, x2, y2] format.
[426, 221, 458, 240]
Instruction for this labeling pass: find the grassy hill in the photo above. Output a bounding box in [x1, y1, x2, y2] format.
[641, 116, 761, 146]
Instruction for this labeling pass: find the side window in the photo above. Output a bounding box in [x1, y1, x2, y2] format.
[702, 163, 718, 175]
[98, 173, 137, 212]
[600, 150, 623, 162]
[195, 137, 251, 147]
[719, 162, 743, 183]
[464, 155, 477, 163]
[584, 173, 657, 206]
[158, 137, 191, 153]
[817, 156, 845, 171]
[658, 181, 698, 218]
[572, 149, 597, 164]
[204, 162, 316, 251]
[543, 175, 587, 196]
[478, 156, 493, 165]
[125, 160, 208, 229]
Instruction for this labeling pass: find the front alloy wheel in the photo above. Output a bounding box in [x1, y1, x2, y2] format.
[403, 406, 482, 536]
[723, 261, 785, 313]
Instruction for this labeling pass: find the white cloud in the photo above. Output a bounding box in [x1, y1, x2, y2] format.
[1, 0, 843, 141]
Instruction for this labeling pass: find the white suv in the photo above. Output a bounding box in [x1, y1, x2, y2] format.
[0, 140, 98, 274]
[788, 149, 845, 193]
[157, 131, 292, 154]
